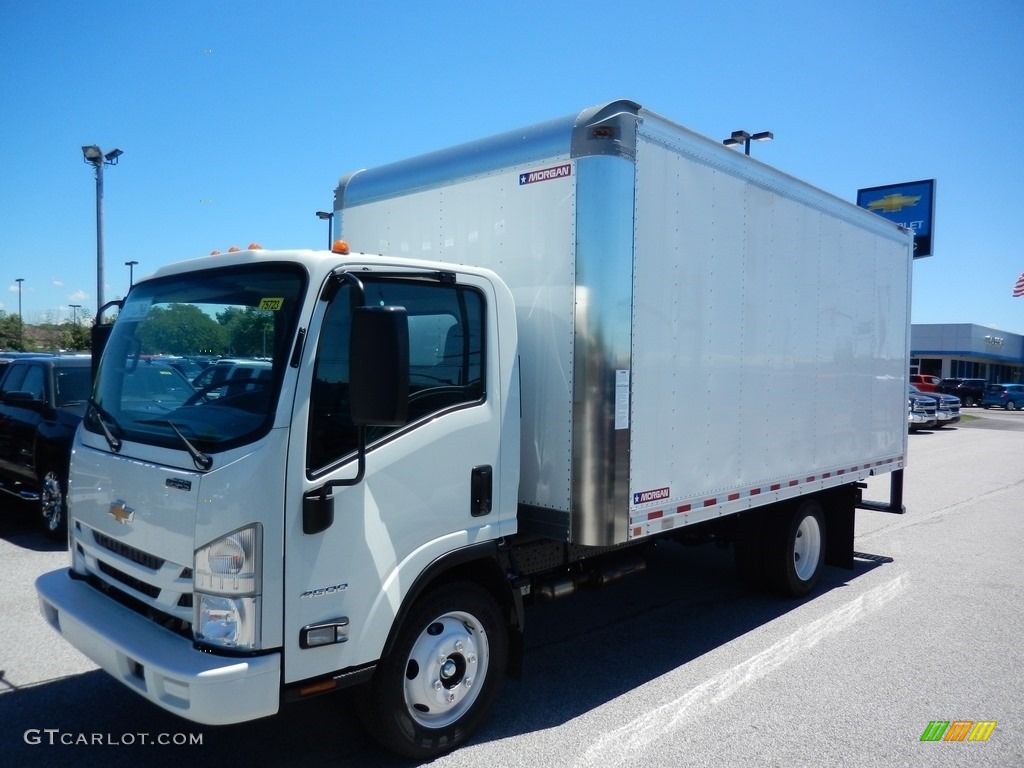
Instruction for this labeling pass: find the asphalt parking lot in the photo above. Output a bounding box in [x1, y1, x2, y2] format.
[1, 409, 1022, 767]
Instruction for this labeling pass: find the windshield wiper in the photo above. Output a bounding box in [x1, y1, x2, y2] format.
[163, 419, 213, 471]
[87, 398, 122, 453]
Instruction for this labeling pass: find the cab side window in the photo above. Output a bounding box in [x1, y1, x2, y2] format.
[1, 364, 29, 395]
[21, 365, 46, 401]
[307, 279, 485, 474]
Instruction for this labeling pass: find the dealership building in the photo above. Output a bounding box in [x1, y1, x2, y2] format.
[911, 323, 1024, 383]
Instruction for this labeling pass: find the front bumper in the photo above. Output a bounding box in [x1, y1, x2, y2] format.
[36, 569, 281, 725]
[908, 412, 935, 427]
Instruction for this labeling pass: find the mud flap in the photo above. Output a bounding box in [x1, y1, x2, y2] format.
[823, 486, 857, 570]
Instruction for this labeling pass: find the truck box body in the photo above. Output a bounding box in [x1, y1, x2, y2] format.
[335, 99, 913, 547]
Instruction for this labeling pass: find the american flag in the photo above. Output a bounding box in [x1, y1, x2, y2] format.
[1015, 272, 1024, 298]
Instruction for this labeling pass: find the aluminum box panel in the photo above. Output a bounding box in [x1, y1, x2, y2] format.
[335, 101, 913, 546]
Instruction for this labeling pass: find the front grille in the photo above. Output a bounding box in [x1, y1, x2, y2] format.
[79, 523, 193, 635]
[93, 531, 166, 570]
[84, 573, 192, 638]
[97, 560, 161, 598]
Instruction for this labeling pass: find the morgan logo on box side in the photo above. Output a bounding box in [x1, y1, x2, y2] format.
[634, 487, 670, 504]
[519, 164, 572, 185]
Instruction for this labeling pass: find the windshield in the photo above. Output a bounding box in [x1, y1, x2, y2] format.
[85, 263, 306, 452]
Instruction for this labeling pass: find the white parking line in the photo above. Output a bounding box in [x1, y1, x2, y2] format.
[578, 574, 909, 766]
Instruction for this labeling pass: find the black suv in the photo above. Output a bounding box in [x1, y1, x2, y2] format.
[0, 355, 91, 537]
[937, 378, 987, 407]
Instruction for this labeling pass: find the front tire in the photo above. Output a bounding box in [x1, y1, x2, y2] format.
[40, 467, 68, 540]
[357, 582, 507, 760]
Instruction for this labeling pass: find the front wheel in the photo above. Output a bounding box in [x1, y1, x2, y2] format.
[40, 467, 68, 540]
[357, 582, 507, 760]
[1006, 401, 1017, 411]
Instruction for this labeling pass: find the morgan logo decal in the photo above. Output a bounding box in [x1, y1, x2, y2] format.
[519, 163, 572, 185]
[633, 487, 670, 505]
[166, 478, 192, 492]
[108, 500, 135, 525]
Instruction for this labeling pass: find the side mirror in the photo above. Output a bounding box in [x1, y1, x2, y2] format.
[3, 391, 45, 410]
[91, 323, 114, 384]
[303, 306, 410, 535]
[350, 306, 409, 426]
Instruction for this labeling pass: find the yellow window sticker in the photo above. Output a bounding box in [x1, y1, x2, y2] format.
[258, 298, 284, 311]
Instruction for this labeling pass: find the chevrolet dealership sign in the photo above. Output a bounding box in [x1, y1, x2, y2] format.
[857, 179, 936, 258]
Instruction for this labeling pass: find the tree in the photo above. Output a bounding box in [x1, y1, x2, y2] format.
[0, 311, 21, 350]
[137, 304, 228, 355]
[216, 307, 275, 357]
[67, 315, 93, 351]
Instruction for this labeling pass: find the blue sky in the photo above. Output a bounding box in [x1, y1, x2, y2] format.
[2, 0, 1023, 333]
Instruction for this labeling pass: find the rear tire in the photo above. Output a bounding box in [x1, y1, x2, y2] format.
[766, 500, 826, 597]
[357, 582, 507, 760]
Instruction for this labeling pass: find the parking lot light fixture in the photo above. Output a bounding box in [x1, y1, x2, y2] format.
[82, 145, 123, 322]
[315, 211, 334, 249]
[723, 129, 773, 156]
[16, 278, 24, 350]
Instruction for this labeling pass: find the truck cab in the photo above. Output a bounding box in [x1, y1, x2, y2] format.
[37, 247, 520, 741]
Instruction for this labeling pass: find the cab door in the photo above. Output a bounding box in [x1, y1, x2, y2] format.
[282, 271, 504, 685]
[0, 361, 46, 482]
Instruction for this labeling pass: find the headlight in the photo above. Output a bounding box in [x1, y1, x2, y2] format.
[196, 594, 259, 650]
[194, 524, 262, 651]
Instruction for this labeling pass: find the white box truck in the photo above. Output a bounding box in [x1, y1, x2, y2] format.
[37, 100, 912, 759]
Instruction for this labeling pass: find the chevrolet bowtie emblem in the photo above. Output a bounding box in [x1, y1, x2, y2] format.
[108, 500, 135, 525]
[866, 193, 922, 214]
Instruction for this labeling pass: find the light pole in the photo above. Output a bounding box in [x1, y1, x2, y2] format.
[68, 303, 82, 351]
[16, 278, 24, 350]
[315, 211, 334, 249]
[82, 145, 123, 322]
[125, 260, 139, 290]
[723, 130, 773, 156]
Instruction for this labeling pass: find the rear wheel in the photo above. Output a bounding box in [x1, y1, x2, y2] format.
[357, 582, 507, 760]
[766, 500, 826, 597]
[1006, 401, 1017, 411]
